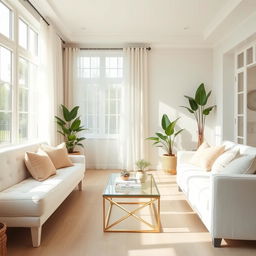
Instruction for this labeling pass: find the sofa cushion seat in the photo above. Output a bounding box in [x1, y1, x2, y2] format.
[177, 163, 210, 193]
[187, 176, 211, 228]
[0, 163, 84, 217]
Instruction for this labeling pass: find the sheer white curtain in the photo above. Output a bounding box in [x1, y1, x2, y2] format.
[120, 47, 149, 170]
[63, 47, 79, 108]
[38, 20, 63, 145]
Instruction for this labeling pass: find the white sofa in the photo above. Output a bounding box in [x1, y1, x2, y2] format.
[0, 142, 86, 247]
[177, 141, 256, 247]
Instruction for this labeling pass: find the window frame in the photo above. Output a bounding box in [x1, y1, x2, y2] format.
[0, 0, 39, 147]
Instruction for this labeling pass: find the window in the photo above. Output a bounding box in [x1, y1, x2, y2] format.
[0, 0, 39, 145]
[77, 51, 123, 138]
[0, 46, 12, 144]
[0, 1, 12, 39]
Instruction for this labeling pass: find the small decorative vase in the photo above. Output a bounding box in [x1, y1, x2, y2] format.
[0, 223, 7, 256]
[120, 170, 130, 181]
[68, 151, 81, 155]
[136, 171, 147, 182]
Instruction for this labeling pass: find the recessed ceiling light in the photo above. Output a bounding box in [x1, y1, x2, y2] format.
[81, 27, 86, 31]
[183, 26, 190, 30]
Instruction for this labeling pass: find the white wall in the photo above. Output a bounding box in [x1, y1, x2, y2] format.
[148, 48, 213, 169]
[213, 12, 256, 143]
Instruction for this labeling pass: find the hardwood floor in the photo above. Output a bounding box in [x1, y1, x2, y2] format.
[7, 170, 256, 256]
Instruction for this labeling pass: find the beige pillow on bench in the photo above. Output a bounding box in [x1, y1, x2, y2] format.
[25, 149, 56, 181]
[41, 143, 73, 169]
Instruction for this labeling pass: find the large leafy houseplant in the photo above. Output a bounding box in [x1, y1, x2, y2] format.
[181, 83, 215, 148]
[147, 114, 184, 156]
[55, 105, 86, 153]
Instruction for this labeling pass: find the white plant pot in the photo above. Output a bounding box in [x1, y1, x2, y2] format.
[161, 155, 177, 174]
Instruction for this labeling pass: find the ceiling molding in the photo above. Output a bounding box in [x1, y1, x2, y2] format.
[204, 0, 242, 40]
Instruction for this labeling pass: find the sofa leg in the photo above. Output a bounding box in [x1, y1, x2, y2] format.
[178, 186, 182, 192]
[78, 180, 83, 191]
[212, 238, 222, 248]
[31, 226, 42, 247]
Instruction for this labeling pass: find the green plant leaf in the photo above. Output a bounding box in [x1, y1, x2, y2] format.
[174, 129, 184, 137]
[195, 83, 207, 106]
[61, 105, 72, 122]
[155, 132, 168, 141]
[205, 91, 212, 105]
[180, 106, 194, 114]
[71, 118, 81, 131]
[165, 118, 180, 136]
[68, 134, 76, 141]
[69, 106, 79, 120]
[57, 130, 65, 136]
[55, 116, 66, 126]
[184, 96, 198, 111]
[75, 127, 86, 132]
[77, 137, 86, 142]
[146, 137, 159, 141]
[161, 114, 171, 130]
[62, 126, 70, 135]
[76, 143, 84, 148]
[203, 105, 215, 115]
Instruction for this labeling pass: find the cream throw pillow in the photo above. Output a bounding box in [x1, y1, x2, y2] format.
[25, 149, 56, 181]
[190, 142, 210, 166]
[211, 149, 239, 174]
[191, 143, 225, 171]
[41, 143, 73, 169]
[221, 155, 256, 174]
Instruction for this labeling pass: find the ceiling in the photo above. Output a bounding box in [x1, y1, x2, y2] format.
[30, 0, 256, 47]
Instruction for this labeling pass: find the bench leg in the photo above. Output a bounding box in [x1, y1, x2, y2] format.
[31, 226, 42, 247]
[212, 238, 222, 248]
[78, 180, 83, 191]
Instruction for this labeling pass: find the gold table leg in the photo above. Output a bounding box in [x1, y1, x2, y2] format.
[103, 196, 161, 232]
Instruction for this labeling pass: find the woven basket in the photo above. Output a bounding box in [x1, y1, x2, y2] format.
[0, 223, 7, 256]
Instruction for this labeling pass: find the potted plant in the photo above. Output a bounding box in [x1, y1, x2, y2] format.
[55, 105, 86, 154]
[120, 170, 130, 181]
[181, 83, 215, 148]
[135, 159, 151, 182]
[147, 114, 184, 174]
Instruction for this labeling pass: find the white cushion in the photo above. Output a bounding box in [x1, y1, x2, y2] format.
[177, 163, 210, 193]
[211, 149, 239, 174]
[0, 163, 84, 217]
[221, 155, 256, 174]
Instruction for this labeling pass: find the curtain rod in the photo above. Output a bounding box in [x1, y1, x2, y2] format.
[24, 0, 66, 43]
[80, 47, 151, 51]
[24, 0, 49, 25]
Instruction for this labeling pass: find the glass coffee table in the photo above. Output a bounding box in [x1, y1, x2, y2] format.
[103, 173, 161, 232]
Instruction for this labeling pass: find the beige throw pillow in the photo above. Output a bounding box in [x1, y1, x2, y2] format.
[41, 143, 73, 169]
[211, 149, 239, 174]
[190, 142, 210, 166]
[25, 149, 56, 181]
[191, 143, 225, 171]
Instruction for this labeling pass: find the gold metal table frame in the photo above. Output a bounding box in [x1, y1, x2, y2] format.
[103, 195, 161, 233]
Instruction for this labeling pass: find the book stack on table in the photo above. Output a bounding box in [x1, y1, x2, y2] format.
[115, 177, 141, 190]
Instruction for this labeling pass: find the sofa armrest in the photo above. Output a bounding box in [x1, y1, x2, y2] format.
[69, 155, 85, 165]
[177, 151, 195, 165]
[211, 174, 256, 240]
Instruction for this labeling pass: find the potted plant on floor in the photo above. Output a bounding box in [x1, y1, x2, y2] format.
[181, 83, 215, 148]
[135, 159, 151, 182]
[147, 114, 184, 174]
[55, 105, 86, 154]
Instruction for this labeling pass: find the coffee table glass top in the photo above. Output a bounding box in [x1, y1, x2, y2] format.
[103, 173, 160, 197]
